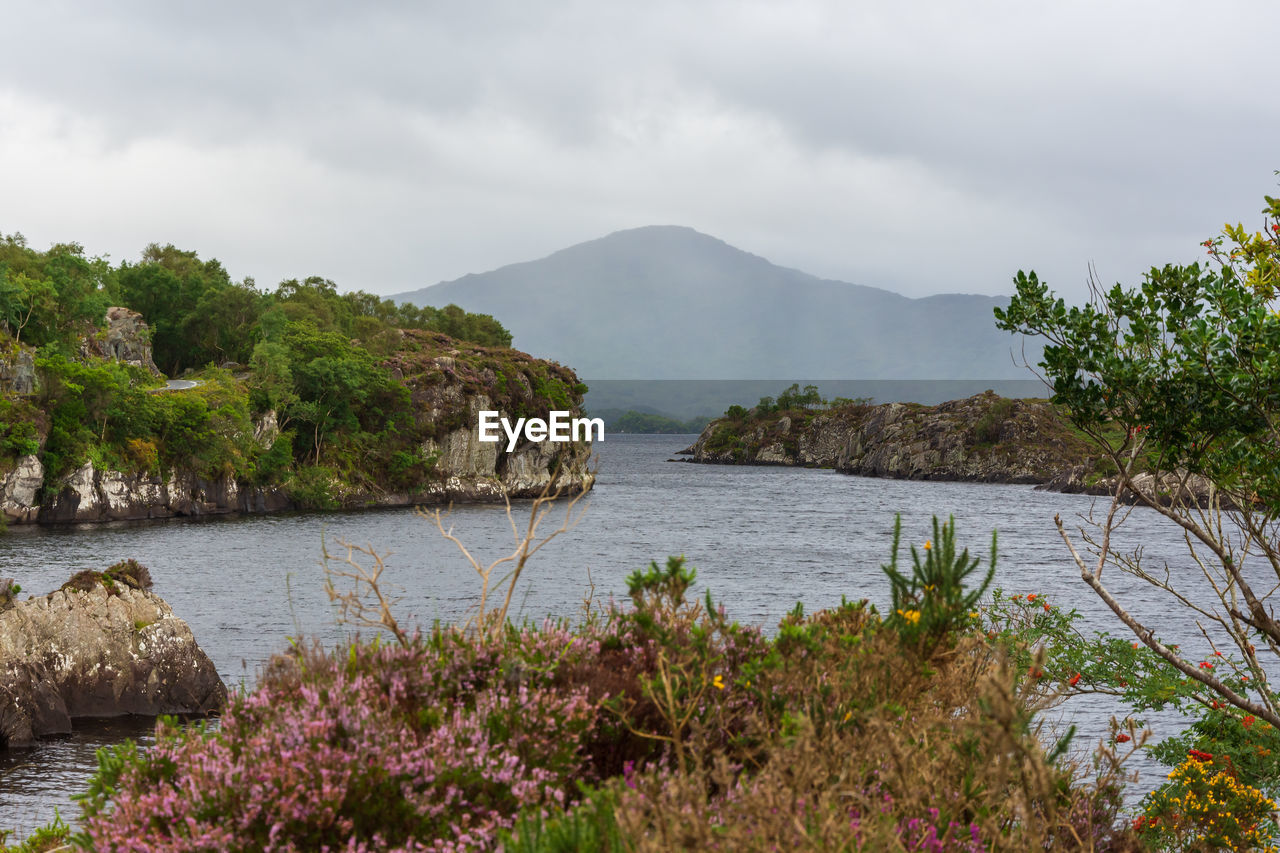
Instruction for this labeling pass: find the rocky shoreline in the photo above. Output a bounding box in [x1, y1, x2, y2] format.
[1, 311, 595, 527]
[681, 391, 1103, 487]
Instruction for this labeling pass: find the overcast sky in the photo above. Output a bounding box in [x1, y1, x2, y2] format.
[3, 1, 1278, 305]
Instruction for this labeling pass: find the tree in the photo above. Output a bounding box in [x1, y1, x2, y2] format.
[111, 244, 252, 374]
[0, 235, 109, 347]
[994, 187, 1280, 725]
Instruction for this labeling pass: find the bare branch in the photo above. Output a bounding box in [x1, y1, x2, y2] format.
[321, 537, 410, 648]
[1056, 512, 1280, 727]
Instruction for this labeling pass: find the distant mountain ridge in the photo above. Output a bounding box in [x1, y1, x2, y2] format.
[393, 225, 1040, 379]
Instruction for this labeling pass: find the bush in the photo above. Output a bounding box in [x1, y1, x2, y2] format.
[973, 396, 1015, 444]
[284, 464, 339, 510]
[70, 518, 1141, 851]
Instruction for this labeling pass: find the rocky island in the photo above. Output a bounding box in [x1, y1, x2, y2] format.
[0, 563, 224, 748]
[0, 242, 594, 526]
[682, 389, 1106, 487]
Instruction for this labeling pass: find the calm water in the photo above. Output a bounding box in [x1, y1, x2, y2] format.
[0, 435, 1225, 835]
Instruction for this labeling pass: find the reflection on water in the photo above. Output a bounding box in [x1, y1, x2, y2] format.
[0, 435, 1236, 835]
[0, 716, 157, 836]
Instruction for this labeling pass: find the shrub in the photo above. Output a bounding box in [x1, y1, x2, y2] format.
[1137, 756, 1277, 851]
[71, 518, 1141, 851]
[973, 396, 1015, 445]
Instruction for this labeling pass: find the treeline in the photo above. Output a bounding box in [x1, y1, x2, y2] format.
[0, 235, 553, 509]
[0, 236, 510, 374]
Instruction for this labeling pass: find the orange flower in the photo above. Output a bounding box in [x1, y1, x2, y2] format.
[1244, 715, 1256, 728]
[1115, 733, 1131, 743]
[1042, 602, 1051, 612]
[1068, 673, 1081, 686]
[1027, 594, 1037, 602]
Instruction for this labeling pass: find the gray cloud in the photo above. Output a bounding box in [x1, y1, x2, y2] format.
[2, 1, 1277, 304]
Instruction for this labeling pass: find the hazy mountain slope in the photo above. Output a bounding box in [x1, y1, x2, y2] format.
[393, 226, 1038, 379]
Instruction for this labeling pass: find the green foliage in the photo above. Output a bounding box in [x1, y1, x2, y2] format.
[0, 397, 40, 459]
[882, 514, 996, 657]
[973, 396, 1015, 444]
[498, 784, 626, 853]
[626, 555, 697, 616]
[775, 382, 825, 410]
[285, 464, 340, 510]
[994, 183, 1280, 729]
[110, 243, 257, 375]
[1150, 711, 1280, 797]
[993, 220, 1280, 509]
[0, 235, 109, 348]
[1136, 756, 1278, 851]
[0, 810, 72, 853]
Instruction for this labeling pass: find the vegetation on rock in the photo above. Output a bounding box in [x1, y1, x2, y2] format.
[0, 236, 587, 516]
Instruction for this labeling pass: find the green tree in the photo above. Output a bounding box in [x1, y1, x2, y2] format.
[994, 187, 1280, 725]
[0, 234, 109, 347]
[111, 243, 258, 374]
[278, 322, 406, 464]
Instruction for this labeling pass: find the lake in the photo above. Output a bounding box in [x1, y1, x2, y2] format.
[0, 434, 1218, 835]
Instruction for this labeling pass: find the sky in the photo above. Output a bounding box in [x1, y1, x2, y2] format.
[2, 1, 1278, 306]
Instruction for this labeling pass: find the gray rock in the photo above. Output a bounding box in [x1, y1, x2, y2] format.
[0, 572, 226, 748]
[416, 395, 595, 501]
[0, 343, 37, 395]
[79, 306, 162, 375]
[686, 392, 1093, 485]
[1, 454, 43, 522]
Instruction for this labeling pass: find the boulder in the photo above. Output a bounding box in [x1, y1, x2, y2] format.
[79, 306, 162, 375]
[0, 567, 226, 748]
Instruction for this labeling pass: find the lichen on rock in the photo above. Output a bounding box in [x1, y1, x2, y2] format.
[0, 565, 225, 749]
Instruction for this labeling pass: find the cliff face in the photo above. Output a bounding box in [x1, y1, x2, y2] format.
[685, 392, 1097, 485]
[0, 567, 225, 748]
[385, 329, 596, 503]
[0, 342, 37, 395]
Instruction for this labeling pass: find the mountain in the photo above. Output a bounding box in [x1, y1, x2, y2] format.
[392, 226, 1040, 380]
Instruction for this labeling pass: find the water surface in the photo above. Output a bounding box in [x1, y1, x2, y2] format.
[0, 435, 1226, 834]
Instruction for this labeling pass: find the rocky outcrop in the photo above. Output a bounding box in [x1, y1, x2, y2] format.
[414, 394, 594, 502]
[36, 461, 292, 524]
[79, 306, 162, 375]
[0, 566, 226, 748]
[685, 392, 1098, 485]
[3, 325, 593, 524]
[1, 454, 43, 523]
[0, 342, 37, 395]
